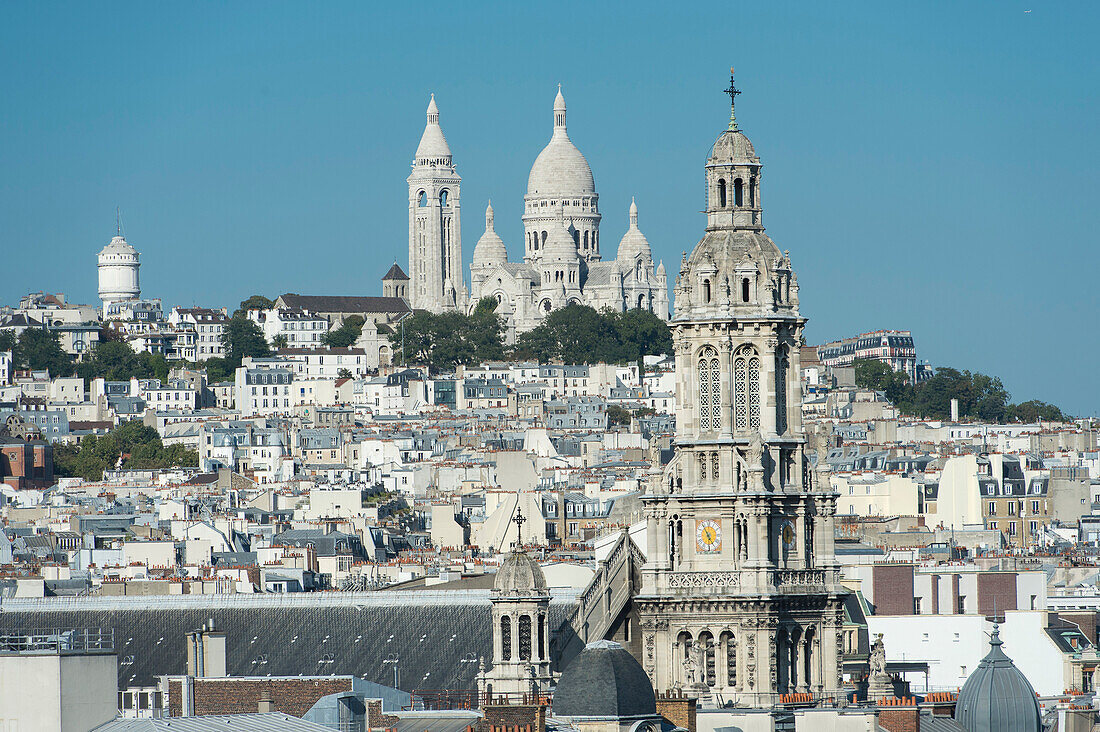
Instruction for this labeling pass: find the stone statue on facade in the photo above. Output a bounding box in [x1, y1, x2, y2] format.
[868, 633, 892, 699]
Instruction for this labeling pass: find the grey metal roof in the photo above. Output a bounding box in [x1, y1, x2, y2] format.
[92, 713, 332, 732]
[0, 591, 579, 691]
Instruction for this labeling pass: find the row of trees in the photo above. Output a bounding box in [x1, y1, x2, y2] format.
[53, 421, 199, 482]
[390, 300, 673, 371]
[854, 359, 1069, 422]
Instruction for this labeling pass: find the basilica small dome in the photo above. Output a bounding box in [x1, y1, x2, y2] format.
[616, 198, 652, 263]
[541, 210, 580, 262]
[493, 550, 547, 595]
[553, 640, 657, 719]
[526, 85, 595, 198]
[472, 201, 508, 267]
[954, 625, 1042, 732]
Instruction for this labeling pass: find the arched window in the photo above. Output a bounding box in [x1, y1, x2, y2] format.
[519, 615, 532, 660]
[638, 294, 646, 309]
[538, 614, 546, 660]
[501, 616, 512, 661]
[722, 631, 737, 687]
[541, 231, 547, 247]
[749, 176, 756, 207]
[417, 191, 427, 207]
[573, 230, 580, 247]
[718, 179, 727, 208]
[741, 278, 750, 303]
[775, 349, 788, 435]
[698, 346, 720, 432]
[734, 178, 743, 207]
[439, 189, 449, 206]
[583, 231, 589, 249]
[748, 356, 761, 430]
[698, 631, 716, 686]
[734, 347, 760, 431]
[703, 279, 712, 303]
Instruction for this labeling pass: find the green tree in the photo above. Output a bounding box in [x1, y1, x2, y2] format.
[77, 340, 139, 382]
[514, 305, 672, 365]
[234, 295, 275, 318]
[201, 357, 234, 383]
[606, 404, 632, 427]
[1006, 400, 1068, 423]
[271, 334, 289, 350]
[337, 368, 353, 379]
[221, 315, 271, 369]
[322, 315, 365, 348]
[53, 423, 198, 481]
[16, 328, 73, 376]
[0, 331, 15, 353]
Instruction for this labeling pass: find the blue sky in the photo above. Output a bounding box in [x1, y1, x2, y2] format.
[2, 2, 1097, 415]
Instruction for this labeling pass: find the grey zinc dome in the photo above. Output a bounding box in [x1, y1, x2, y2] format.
[954, 626, 1042, 732]
[493, 551, 547, 595]
[553, 640, 657, 719]
[526, 85, 595, 197]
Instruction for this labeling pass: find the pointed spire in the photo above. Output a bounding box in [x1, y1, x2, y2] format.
[485, 200, 495, 231]
[629, 197, 638, 228]
[426, 93, 439, 124]
[724, 66, 741, 131]
[554, 84, 567, 129]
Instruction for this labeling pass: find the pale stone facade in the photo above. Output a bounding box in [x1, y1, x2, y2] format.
[408, 95, 467, 313]
[636, 73, 846, 707]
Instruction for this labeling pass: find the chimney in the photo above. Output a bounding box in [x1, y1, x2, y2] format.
[186, 619, 227, 678]
[950, 398, 959, 423]
[258, 690, 275, 713]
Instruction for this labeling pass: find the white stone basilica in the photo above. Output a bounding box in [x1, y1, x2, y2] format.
[407, 87, 669, 338]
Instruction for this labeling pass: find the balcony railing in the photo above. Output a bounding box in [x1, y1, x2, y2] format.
[0, 628, 115, 653]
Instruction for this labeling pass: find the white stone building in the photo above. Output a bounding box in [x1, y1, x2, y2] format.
[407, 89, 669, 339]
[248, 308, 328, 349]
[168, 307, 228, 361]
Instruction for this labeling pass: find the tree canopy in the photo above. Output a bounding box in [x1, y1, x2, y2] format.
[391, 297, 506, 371]
[220, 314, 271, 369]
[854, 359, 1068, 422]
[514, 305, 672, 364]
[322, 315, 365, 348]
[76, 341, 170, 383]
[53, 421, 198, 482]
[5, 328, 74, 377]
[234, 294, 275, 318]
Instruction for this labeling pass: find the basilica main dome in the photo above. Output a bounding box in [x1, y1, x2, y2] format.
[526, 85, 595, 198]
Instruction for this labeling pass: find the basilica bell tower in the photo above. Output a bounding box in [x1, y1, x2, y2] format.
[408, 94, 467, 313]
[636, 69, 846, 707]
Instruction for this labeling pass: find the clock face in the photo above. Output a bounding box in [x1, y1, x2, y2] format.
[696, 520, 721, 553]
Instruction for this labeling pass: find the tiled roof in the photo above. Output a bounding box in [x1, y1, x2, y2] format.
[277, 294, 410, 315]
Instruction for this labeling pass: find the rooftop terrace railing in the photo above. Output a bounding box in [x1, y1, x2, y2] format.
[0, 627, 114, 653]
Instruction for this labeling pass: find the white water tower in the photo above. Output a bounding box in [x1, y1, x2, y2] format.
[97, 234, 140, 314]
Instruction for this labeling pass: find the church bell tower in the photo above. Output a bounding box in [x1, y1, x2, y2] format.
[408, 94, 467, 313]
[636, 69, 845, 707]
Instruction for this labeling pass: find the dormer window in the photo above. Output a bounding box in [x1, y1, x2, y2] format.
[741, 278, 750, 302]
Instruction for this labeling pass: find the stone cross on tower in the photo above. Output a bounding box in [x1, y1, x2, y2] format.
[512, 507, 526, 547]
[724, 66, 741, 131]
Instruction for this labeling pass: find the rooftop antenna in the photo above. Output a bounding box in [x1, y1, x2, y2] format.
[116, 207, 125, 238]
